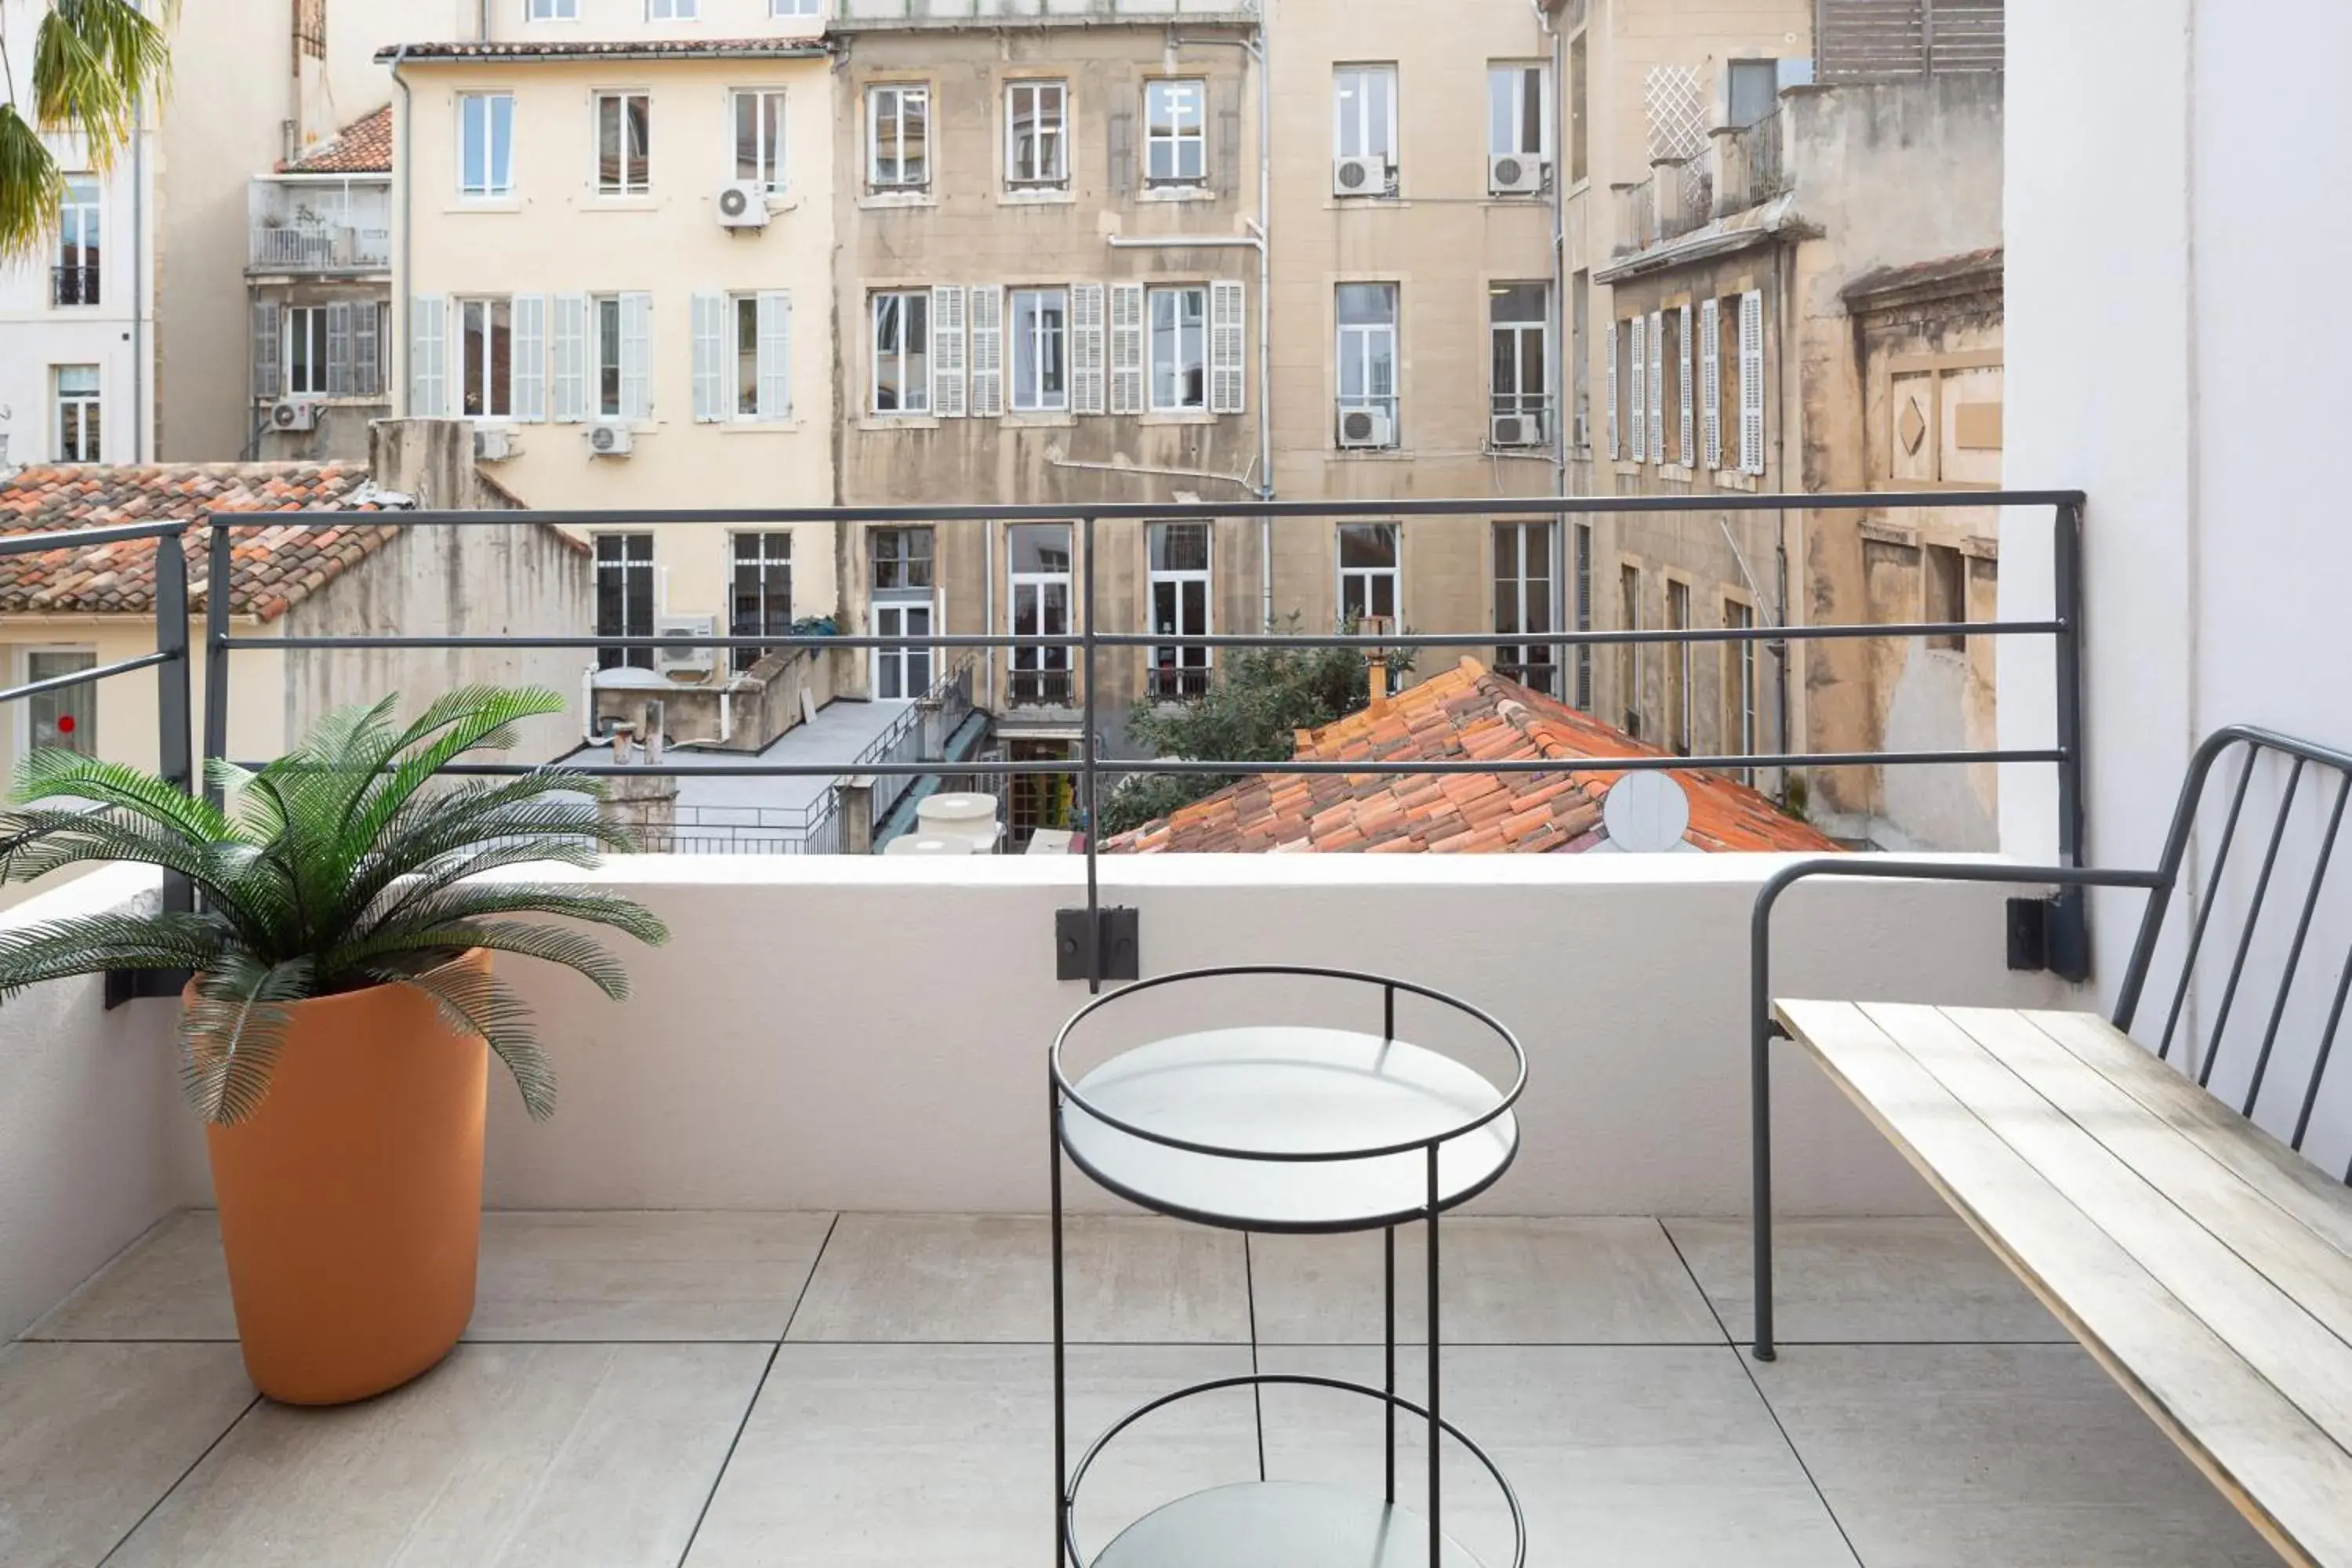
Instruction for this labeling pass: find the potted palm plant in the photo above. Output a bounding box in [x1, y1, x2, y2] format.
[0, 687, 667, 1405]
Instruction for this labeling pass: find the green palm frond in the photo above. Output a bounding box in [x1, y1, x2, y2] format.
[0, 105, 69, 265]
[32, 0, 176, 163]
[181, 953, 312, 1124]
[0, 912, 223, 1000]
[385, 961, 557, 1121]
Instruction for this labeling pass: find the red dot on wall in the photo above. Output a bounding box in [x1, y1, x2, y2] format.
[56, 715, 76, 735]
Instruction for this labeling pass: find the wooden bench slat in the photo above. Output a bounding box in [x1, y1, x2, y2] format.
[1936, 1007, 2352, 1352]
[1777, 999, 2352, 1568]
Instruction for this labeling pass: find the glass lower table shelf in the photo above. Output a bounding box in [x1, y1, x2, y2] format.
[1090, 1480, 1484, 1568]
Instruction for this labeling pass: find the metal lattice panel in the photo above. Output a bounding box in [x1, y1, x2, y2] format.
[1645, 65, 1708, 162]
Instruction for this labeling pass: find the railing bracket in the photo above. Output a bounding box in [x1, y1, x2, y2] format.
[1057, 906, 1139, 984]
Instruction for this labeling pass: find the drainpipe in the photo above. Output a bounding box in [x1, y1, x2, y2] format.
[1541, 2, 1569, 657]
[392, 46, 414, 418]
[132, 100, 147, 458]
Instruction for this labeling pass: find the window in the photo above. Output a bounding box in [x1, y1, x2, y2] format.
[593, 295, 623, 417]
[1010, 289, 1069, 412]
[1148, 285, 1206, 412]
[1572, 522, 1594, 710]
[868, 84, 930, 190]
[54, 176, 99, 306]
[1737, 289, 1765, 474]
[1568, 33, 1588, 183]
[1488, 63, 1547, 158]
[733, 296, 760, 417]
[460, 297, 514, 418]
[1493, 521, 1555, 697]
[1008, 523, 1073, 705]
[1489, 283, 1548, 438]
[871, 527, 934, 592]
[1337, 282, 1398, 436]
[730, 532, 793, 673]
[284, 305, 332, 396]
[459, 93, 515, 198]
[734, 89, 787, 193]
[1664, 579, 1692, 757]
[1333, 64, 1397, 171]
[870, 526, 936, 701]
[1007, 81, 1068, 187]
[1724, 598, 1758, 781]
[1338, 522, 1399, 625]
[648, 0, 697, 16]
[527, 0, 576, 17]
[53, 365, 100, 462]
[25, 650, 98, 757]
[1144, 79, 1207, 186]
[872, 291, 930, 413]
[1660, 304, 1685, 466]
[1728, 59, 1778, 129]
[596, 92, 651, 195]
[1618, 563, 1642, 737]
[1926, 543, 1967, 652]
[771, 0, 822, 13]
[1149, 521, 1212, 699]
[596, 534, 655, 671]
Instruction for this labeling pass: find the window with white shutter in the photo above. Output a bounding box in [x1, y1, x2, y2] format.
[325, 302, 354, 398]
[691, 292, 727, 423]
[1109, 282, 1145, 416]
[619, 291, 653, 421]
[969, 284, 1005, 418]
[552, 293, 587, 423]
[252, 300, 282, 401]
[353, 302, 382, 398]
[757, 292, 792, 419]
[1071, 282, 1105, 416]
[1738, 289, 1764, 474]
[931, 284, 968, 418]
[512, 293, 547, 422]
[1699, 298, 1720, 471]
[1627, 314, 1645, 463]
[1676, 302, 1693, 467]
[1605, 318, 1618, 459]
[1646, 309, 1663, 464]
[408, 295, 447, 417]
[1209, 279, 1246, 415]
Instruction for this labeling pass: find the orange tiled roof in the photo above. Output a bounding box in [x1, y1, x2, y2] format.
[281, 105, 393, 175]
[1109, 657, 1842, 855]
[0, 463, 403, 622]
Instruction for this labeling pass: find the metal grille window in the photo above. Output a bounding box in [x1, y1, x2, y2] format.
[1487, 63, 1547, 158]
[25, 650, 98, 757]
[596, 534, 655, 671]
[53, 176, 99, 307]
[1144, 79, 1207, 186]
[1007, 81, 1068, 187]
[730, 532, 793, 673]
[1333, 64, 1397, 164]
[1148, 285, 1207, 412]
[459, 93, 515, 198]
[1338, 522, 1399, 625]
[734, 89, 787, 192]
[1489, 283, 1548, 441]
[1725, 597, 1758, 782]
[1494, 521, 1555, 697]
[597, 92, 652, 195]
[1665, 578, 1693, 756]
[1012, 289, 1069, 412]
[1009, 524, 1073, 705]
[283, 306, 331, 397]
[1337, 283, 1399, 436]
[460, 297, 514, 418]
[872, 291, 930, 413]
[53, 365, 100, 462]
[1149, 521, 1212, 699]
[868, 84, 930, 190]
[1573, 522, 1594, 710]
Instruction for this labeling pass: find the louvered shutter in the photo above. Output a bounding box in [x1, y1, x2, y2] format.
[252, 300, 281, 400]
[511, 292, 547, 422]
[620, 291, 653, 421]
[1071, 283, 1106, 416]
[1676, 303, 1693, 467]
[757, 292, 792, 419]
[969, 285, 1004, 418]
[1699, 298, 1720, 471]
[551, 293, 587, 423]
[325, 302, 353, 397]
[691, 293, 725, 422]
[930, 285, 967, 418]
[351, 303, 380, 397]
[1646, 310, 1664, 463]
[1209, 280, 1247, 415]
[1738, 289, 1764, 474]
[1627, 315, 1645, 463]
[1109, 282, 1145, 415]
[1605, 319, 1618, 459]
[408, 295, 447, 416]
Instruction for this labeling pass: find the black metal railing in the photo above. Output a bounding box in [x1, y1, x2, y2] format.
[51, 264, 100, 307]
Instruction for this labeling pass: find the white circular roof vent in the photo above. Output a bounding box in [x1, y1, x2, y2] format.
[1601, 771, 1691, 854]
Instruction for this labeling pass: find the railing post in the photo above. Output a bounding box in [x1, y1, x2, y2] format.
[1081, 513, 1102, 993]
[2049, 499, 2091, 980]
[154, 527, 194, 916]
[201, 521, 234, 809]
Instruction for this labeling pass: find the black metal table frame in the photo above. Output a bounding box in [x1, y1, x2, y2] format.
[1049, 964, 1530, 1568]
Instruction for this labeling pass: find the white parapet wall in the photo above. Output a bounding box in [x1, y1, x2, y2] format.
[0, 853, 2078, 1334]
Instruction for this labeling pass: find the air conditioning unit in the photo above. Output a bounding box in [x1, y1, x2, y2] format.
[1333, 154, 1388, 197]
[587, 423, 634, 457]
[1338, 408, 1394, 449]
[655, 615, 717, 678]
[267, 399, 318, 433]
[1490, 412, 1544, 448]
[717, 180, 771, 230]
[472, 426, 516, 462]
[1489, 153, 1548, 195]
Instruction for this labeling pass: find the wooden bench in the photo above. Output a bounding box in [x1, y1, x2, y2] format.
[1751, 728, 2352, 1568]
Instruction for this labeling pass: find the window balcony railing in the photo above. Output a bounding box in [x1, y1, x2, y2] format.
[1659, 150, 1714, 241]
[1147, 664, 1212, 701]
[50, 264, 100, 307]
[1719, 111, 1789, 215]
[249, 224, 391, 272]
[1009, 666, 1076, 707]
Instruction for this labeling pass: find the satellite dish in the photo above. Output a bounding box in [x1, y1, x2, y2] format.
[1602, 771, 1691, 853]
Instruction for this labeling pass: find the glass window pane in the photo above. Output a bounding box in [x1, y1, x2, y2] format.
[26, 650, 97, 756]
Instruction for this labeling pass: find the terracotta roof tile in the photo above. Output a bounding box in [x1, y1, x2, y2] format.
[1109, 656, 1842, 857]
[281, 106, 393, 174]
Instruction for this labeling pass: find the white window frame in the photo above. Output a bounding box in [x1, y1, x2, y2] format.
[1488, 282, 1549, 428]
[459, 296, 515, 420]
[596, 532, 656, 672]
[1007, 522, 1074, 704]
[1006, 80, 1069, 187]
[1147, 521, 1213, 699]
[526, 0, 577, 18]
[1487, 62, 1550, 158]
[595, 90, 652, 197]
[648, 0, 698, 18]
[592, 293, 624, 419]
[283, 304, 332, 397]
[728, 531, 793, 673]
[1493, 519, 1556, 697]
[1333, 64, 1398, 164]
[1147, 285, 1207, 413]
[867, 83, 931, 190]
[458, 93, 515, 199]
[1337, 521, 1400, 626]
[52, 365, 101, 462]
[56, 176, 99, 303]
[869, 524, 938, 697]
[770, 0, 822, 13]
[1143, 78, 1207, 187]
[733, 88, 787, 194]
[20, 646, 100, 758]
[1337, 282, 1399, 430]
[872, 290, 930, 414]
[1011, 287, 1069, 413]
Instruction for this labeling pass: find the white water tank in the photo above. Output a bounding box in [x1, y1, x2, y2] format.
[883, 833, 974, 856]
[918, 792, 1001, 851]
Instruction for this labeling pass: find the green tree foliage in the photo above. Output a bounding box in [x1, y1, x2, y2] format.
[2, 1, 176, 263]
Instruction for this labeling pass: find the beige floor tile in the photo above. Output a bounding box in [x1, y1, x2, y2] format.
[1751, 1344, 2278, 1567]
[683, 1343, 1257, 1568]
[784, 1213, 1251, 1343]
[29, 1210, 236, 1341]
[1249, 1218, 1726, 1345]
[0, 1341, 255, 1568]
[1259, 1344, 1857, 1568]
[468, 1210, 835, 1341]
[105, 1341, 770, 1568]
[1664, 1216, 2066, 1344]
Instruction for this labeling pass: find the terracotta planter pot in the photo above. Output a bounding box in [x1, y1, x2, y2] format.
[201, 949, 490, 1405]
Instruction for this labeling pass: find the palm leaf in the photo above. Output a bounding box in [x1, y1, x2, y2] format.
[342, 919, 637, 1000]
[0, 912, 224, 999]
[14, 750, 234, 844]
[384, 961, 557, 1120]
[32, 0, 176, 165]
[180, 953, 313, 1123]
[0, 105, 68, 267]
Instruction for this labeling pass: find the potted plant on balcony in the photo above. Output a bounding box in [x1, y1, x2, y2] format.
[0, 687, 667, 1405]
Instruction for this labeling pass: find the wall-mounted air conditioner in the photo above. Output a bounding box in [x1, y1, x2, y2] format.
[473, 426, 516, 462]
[1490, 412, 1544, 448]
[717, 181, 771, 230]
[1338, 408, 1395, 450]
[268, 399, 318, 433]
[1489, 154, 1548, 196]
[655, 615, 717, 678]
[1333, 154, 1388, 197]
[587, 423, 634, 457]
